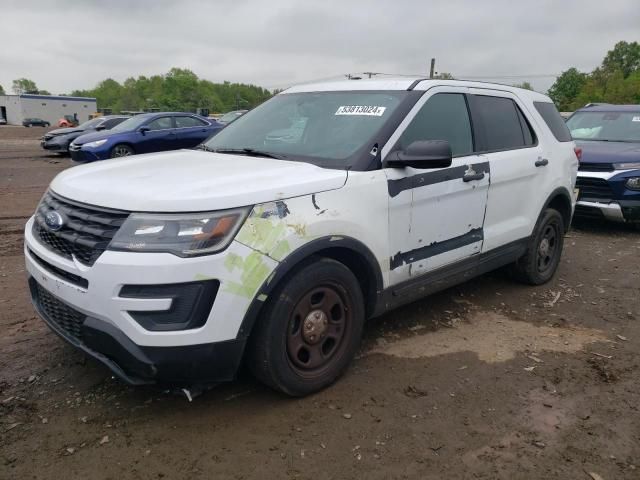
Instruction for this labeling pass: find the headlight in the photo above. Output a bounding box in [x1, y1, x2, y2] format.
[84, 139, 108, 148]
[625, 177, 640, 191]
[614, 162, 640, 170]
[108, 208, 250, 256]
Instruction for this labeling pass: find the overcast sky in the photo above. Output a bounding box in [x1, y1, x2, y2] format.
[2, 0, 638, 95]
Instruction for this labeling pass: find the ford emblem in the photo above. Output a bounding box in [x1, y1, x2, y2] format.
[44, 211, 65, 231]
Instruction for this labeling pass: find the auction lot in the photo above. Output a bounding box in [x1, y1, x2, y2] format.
[1, 126, 639, 479]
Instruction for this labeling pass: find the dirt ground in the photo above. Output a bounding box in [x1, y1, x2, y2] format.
[1, 125, 639, 480]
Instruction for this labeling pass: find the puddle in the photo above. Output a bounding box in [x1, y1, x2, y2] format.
[370, 312, 607, 363]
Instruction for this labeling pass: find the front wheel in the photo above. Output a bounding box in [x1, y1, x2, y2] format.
[512, 208, 565, 285]
[247, 257, 365, 396]
[110, 144, 134, 158]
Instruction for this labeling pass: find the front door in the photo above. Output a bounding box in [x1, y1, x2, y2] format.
[383, 87, 490, 284]
[138, 116, 177, 153]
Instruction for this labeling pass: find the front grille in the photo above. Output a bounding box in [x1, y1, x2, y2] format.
[578, 162, 613, 172]
[28, 248, 89, 288]
[33, 192, 129, 266]
[576, 177, 614, 202]
[34, 282, 85, 341]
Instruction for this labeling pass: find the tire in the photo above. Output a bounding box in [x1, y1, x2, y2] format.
[110, 144, 134, 158]
[512, 208, 565, 285]
[247, 257, 365, 396]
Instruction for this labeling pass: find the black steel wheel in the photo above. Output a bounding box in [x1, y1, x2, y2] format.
[247, 257, 365, 396]
[512, 208, 565, 285]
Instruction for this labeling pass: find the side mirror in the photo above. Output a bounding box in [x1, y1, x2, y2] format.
[384, 140, 453, 169]
[95, 125, 106, 131]
[138, 126, 150, 135]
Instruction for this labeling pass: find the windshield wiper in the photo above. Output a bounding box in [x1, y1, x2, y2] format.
[207, 147, 287, 159]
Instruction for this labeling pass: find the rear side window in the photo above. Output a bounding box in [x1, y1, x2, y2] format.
[397, 93, 473, 157]
[474, 96, 535, 151]
[534, 102, 572, 142]
[175, 116, 207, 128]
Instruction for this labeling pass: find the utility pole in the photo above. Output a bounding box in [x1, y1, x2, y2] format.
[363, 72, 376, 79]
[429, 58, 436, 79]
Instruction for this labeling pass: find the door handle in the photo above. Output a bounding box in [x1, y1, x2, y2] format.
[535, 158, 549, 167]
[463, 172, 485, 182]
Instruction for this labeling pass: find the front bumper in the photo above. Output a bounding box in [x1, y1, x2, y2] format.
[575, 170, 640, 223]
[29, 277, 245, 385]
[25, 216, 278, 384]
[41, 140, 69, 152]
[69, 146, 105, 162]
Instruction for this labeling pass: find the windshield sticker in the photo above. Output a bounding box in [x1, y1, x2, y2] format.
[335, 105, 386, 116]
[632, 116, 640, 122]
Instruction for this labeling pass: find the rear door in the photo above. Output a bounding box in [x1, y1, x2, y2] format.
[174, 115, 212, 148]
[383, 87, 490, 283]
[137, 116, 176, 153]
[467, 90, 547, 251]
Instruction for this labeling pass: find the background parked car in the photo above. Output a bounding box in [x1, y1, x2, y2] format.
[40, 115, 128, 154]
[23, 118, 50, 127]
[0, 117, 6, 126]
[217, 109, 248, 125]
[568, 104, 640, 228]
[69, 112, 223, 162]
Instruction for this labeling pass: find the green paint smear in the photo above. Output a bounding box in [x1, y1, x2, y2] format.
[224, 251, 271, 298]
[236, 217, 287, 254]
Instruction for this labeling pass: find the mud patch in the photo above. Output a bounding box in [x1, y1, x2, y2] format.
[370, 312, 607, 363]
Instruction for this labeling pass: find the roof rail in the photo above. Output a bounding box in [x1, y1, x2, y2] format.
[407, 78, 430, 91]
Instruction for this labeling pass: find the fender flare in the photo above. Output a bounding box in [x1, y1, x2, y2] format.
[541, 186, 573, 232]
[236, 235, 384, 339]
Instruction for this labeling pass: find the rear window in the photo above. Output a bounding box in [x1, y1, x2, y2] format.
[474, 96, 534, 151]
[534, 102, 572, 142]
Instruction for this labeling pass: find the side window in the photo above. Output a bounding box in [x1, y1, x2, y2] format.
[396, 93, 473, 157]
[102, 118, 124, 129]
[474, 95, 531, 151]
[146, 116, 173, 131]
[175, 116, 207, 128]
[534, 101, 572, 142]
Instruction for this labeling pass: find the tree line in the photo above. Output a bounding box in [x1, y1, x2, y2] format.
[548, 41, 640, 111]
[1, 69, 273, 114]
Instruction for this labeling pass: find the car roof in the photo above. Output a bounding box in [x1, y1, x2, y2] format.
[282, 77, 551, 101]
[576, 104, 640, 113]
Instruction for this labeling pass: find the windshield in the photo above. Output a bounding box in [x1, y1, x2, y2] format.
[78, 118, 104, 129]
[110, 115, 150, 132]
[567, 111, 640, 142]
[203, 91, 407, 168]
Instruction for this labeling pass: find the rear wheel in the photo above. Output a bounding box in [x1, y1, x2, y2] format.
[110, 144, 134, 158]
[512, 208, 564, 285]
[247, 257, 365, 396]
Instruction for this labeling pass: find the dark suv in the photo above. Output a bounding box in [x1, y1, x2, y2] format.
[41, 116, 128, 154]
[568, 104, 640, 227]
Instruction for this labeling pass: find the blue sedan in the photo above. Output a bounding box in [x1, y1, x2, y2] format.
[69, 112, 223, 162]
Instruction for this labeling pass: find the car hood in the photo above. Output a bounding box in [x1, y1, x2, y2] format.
[47, 127, 86, 136]
[576, 140, 640, 164]
[50, 149, 348, 212]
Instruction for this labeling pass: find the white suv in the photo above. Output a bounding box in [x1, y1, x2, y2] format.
[25, 79, 579, 396]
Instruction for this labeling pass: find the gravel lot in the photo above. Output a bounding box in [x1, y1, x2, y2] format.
[1, 126, 639, 479]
